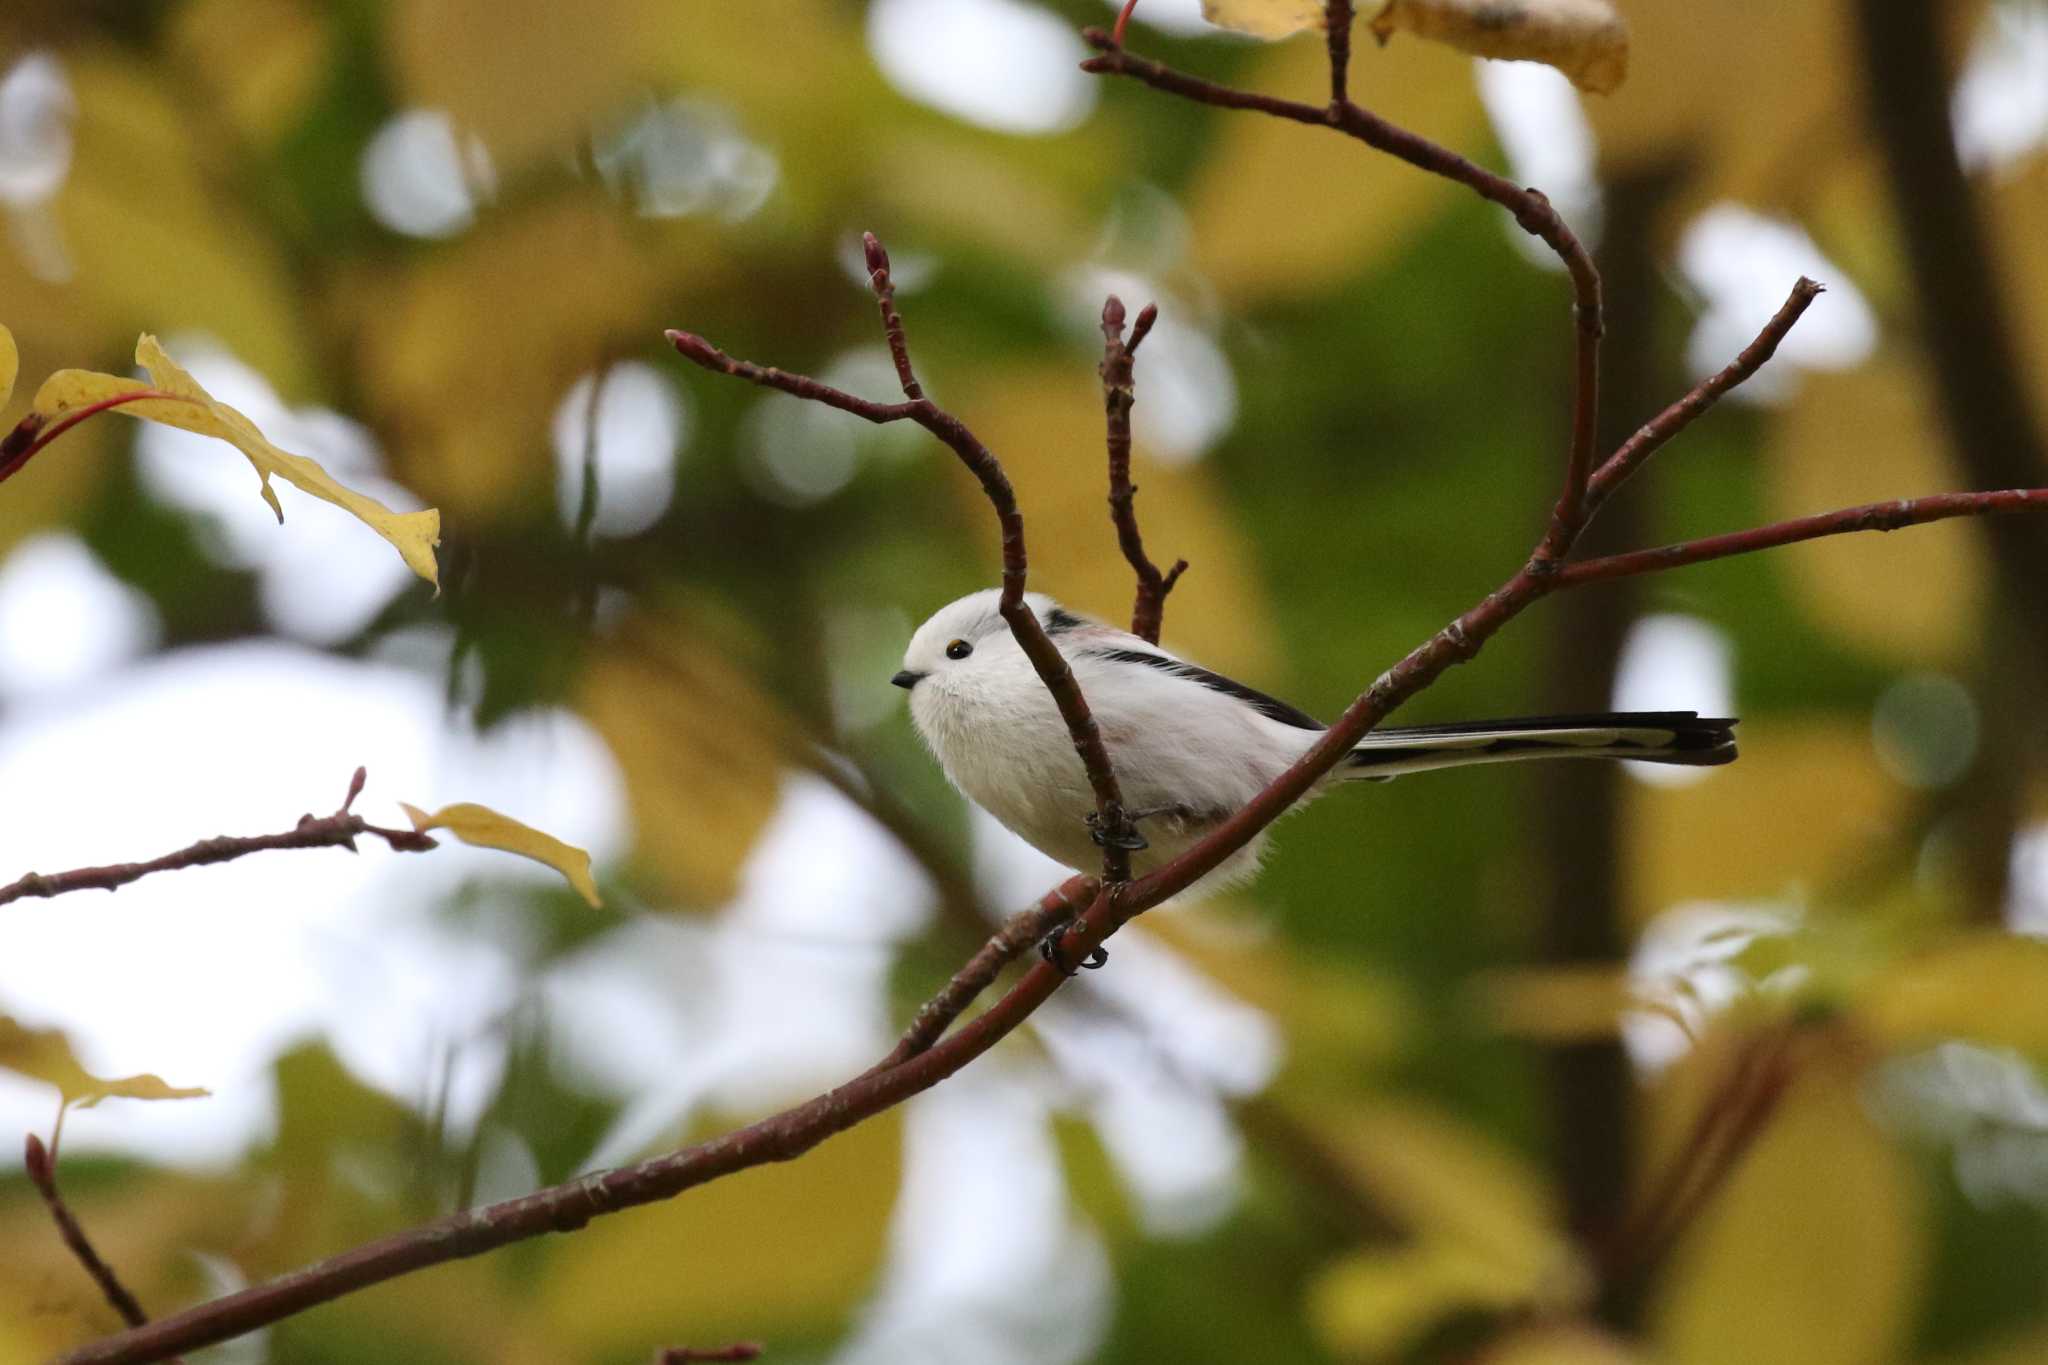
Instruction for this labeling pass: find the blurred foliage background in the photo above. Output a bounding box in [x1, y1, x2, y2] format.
[3, 1, 2048, 1362]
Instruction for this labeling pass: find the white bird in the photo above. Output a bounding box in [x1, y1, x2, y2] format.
[894, 589, 1734, 894]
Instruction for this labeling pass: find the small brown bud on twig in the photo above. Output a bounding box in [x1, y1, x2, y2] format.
[24, 1131, 50, 1183]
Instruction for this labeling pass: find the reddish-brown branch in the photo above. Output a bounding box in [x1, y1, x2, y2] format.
[57, 895, 1099, 1365]
[1586, 278, 1825, 512]
[0, 389, 180, 484]
[0, 768, 434, 908]
[60, 36, 2048, 1365]
[1110, 0, 1140, 49]
[868, 875, 1095, 1073]
[1100, 296, 1185, 644]
[25, 1134, 184, 1361]
[1556, 487, 2048, 588]
[656, 1345, 762, 1363]
[1326, 0, 1355, 106]
[1079, 29, 1604, 561]
[671, 234, 1144, 885]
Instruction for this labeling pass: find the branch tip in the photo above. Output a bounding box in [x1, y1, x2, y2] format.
[342, 767, 367, 813]
[24, 1131, 50, 1182]
[1128, 303, 1158, 352]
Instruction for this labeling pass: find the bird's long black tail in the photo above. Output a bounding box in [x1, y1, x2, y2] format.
[1341, 711, 1737, 779]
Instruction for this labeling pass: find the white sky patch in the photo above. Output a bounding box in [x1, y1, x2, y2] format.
[551, 361, 689, 539]
[699, 775, 938, 1113]
[1102, 0, 1214, 36]
[837, 1065, 1112, 1365]
[1612, 613, 1736, 789]
[1064, 268, 1237, 464]
[0, 533, 159, 699]
[0, 642, 627, 1165]
[868, 0, 1097, 136]
[1474, 59, 1602, 266]
[593, 96, 778, 222]
[969, 808, 1276, 1235]
[740, 349, 923, 506]
[1677, 205, 1878, 402]
[1622, 900, 1802, 1073]
[0, 50, 74, 281]
[130, 338, 426, 644]
[836, 231, 940, 295]
[1040, 1008, 1248, 1235]
[1954, 2, 2048, 170]
[2008, 822, 2048, 938]
[360, 108, 496, 239]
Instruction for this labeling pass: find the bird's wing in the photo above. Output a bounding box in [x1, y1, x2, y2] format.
[1069, 642, 1326, 732]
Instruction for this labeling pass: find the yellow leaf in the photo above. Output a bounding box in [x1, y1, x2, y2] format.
[1373, 0, 1628, 94]
[577, 613, 788, 909]
[0, 1015, 210, 1110]
[1185, 30, 1492, 301]
[1467, 963, 1636, 1042]
[540, 1107, 903, 1349]
[1309, 1242, 1533, 1359]
[1485, 1324, 1649, 1365]
[1626, 719, 1900, 923]
[0, 323, 15, 409]
[1858, 933, 2048, 1056]
[32, 335, 441, 588]
[1768, 358, 1986, 663]
[1201, 0, 1327, 39]
[1294, 1097, 1585, 1302]
[1651, 1038, 1925, 1365]
[399, 802, 602, 908]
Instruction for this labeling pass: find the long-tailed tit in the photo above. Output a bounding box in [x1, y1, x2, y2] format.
[894, 589, 1734, 894]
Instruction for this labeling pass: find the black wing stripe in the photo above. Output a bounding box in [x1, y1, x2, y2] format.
[1085, 648, 1326, 731]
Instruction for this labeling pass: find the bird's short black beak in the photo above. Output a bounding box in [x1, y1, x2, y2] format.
[891, 670, 924, 690]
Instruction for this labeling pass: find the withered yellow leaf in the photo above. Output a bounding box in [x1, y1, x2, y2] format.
[1859, 933, 2048, 1056]
[0, 323, 16, 409]
[0, 1015, 211, 1110]
[1201, 0, 1327, 39]
[1372, 0, 1629, 94]
[32, 335, 441, 588]
[399, 801, 602, 908]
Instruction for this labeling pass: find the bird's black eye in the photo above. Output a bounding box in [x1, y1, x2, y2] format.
[945, 639, 973, 661]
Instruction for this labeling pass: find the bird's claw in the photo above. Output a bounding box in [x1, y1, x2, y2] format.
[1039, 927, 1108, 975]
[1085, 810, 1150, 852]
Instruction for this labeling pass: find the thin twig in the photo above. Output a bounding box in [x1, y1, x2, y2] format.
[1100, 297, 1185, 644]
[656, 1344, 762, 1363]
[868, 875, 1095, 1073]
[1079, 29, 1604, 564]
[671, 233, 1144, 887]
[1556, 487, 2048, 588]
[1326, 0, 1355, 107]
[25, 1134, 185, 1362]
[1585, 278, 1825, 512]
[0, 389, 179, 484]
[0, 768, 434, 908]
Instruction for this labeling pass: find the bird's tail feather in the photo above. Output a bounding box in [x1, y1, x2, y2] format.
[1341, 711, 1736, 779]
